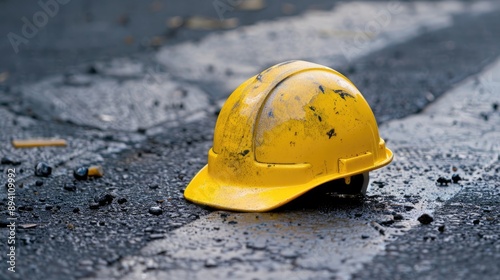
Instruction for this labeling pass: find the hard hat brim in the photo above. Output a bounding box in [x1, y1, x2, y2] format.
[184, 148, 393, 212]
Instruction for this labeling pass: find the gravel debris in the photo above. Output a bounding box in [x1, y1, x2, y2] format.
[149, 206, 163, 215]
[451, 174, 462, 184]
[393, 214, 404, 220]
[204, 259, 217, 268]
[418, 214, 434, 225]
[95, 193, 115, 206]
[35, 162, 52, 177]
[438, 225, 446, 232]
[73, 166, 88, 180]
[436, 177, 451, 186]
[1, 157, 22, 165]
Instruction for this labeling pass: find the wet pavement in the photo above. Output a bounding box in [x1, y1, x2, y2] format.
[88, 52, 500, 280]
[1, 1, 500, 279]
[0, 0, 336, 85]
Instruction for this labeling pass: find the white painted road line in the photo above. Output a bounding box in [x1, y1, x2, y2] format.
[158, 1, 496, 95]
[15, 1, 497, 133]
[18, 59, 209, 132]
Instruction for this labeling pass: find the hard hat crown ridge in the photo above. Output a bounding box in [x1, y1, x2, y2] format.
[185, 60, 393, 212]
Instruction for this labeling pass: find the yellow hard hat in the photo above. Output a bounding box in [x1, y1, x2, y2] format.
[185, 60, 393, 212]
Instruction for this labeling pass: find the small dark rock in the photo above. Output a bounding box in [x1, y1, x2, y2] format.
[404, 205, 414, 211]
[0, 220, 10, 227]
[87, 65, 98, 74]
[361, 235, 370, 239]
[372, 181, 387, 188]
[1, 157, 22, 166]
[73, 166, 88, 180]
[482, 207, 492, 213]
[149, 184, 159, 189]
[451, 174, 462, 184]
[438, 225, 445, 232]
[380, 219, 394, 226]
[64, 184, 77, 192]
[418, 214, 434, 225]
[473, 219, 480, 225]
[35, 180, 43, 186]
[480, 112, 489, 121]
[149, 206, 163, 215]
[228, 220, 238, 225]
[436, 177, 451, 186]
[73, 207, 80, 213]
[34, 162, 52, 177]
[117, 198, 127, 204]
[45, 205, 53, 210]
[204, 259, 217, 268]
[393, 214, 404, 220]
[94, 193, 114, 206]
[493, 103, 499, 111]
[19, 205, 34, 211]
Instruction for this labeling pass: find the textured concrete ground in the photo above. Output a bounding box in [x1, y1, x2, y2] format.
[1, 1, 499, 279]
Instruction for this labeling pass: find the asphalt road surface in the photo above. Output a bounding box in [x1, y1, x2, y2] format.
[1, 1, 499, 280]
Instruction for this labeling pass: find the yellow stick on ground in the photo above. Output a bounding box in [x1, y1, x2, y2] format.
[11, 139, 67, 148]
[88, 165, 104, 177]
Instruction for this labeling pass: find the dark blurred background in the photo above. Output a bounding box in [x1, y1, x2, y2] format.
[0, 0, 338, 85]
